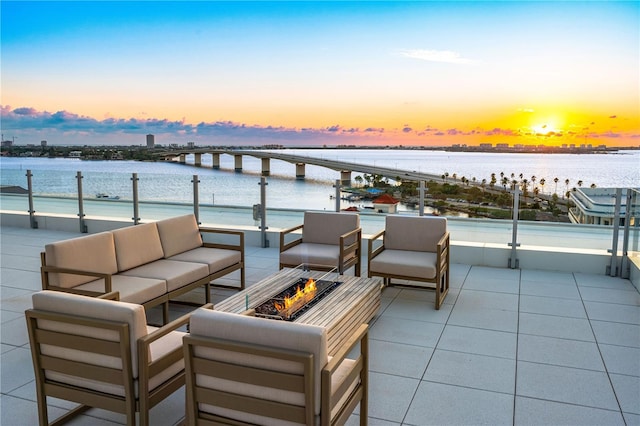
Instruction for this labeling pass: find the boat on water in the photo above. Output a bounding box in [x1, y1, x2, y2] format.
[95, 193, 120, 200]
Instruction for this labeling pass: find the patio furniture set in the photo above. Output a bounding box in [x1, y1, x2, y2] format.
[27, 211, 450, 425]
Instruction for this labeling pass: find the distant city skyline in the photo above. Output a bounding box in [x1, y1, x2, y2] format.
[1, 1, 638, 147]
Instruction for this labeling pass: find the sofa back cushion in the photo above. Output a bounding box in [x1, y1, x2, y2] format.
[189, 309, 328, 416]
[384, 215, 447, 252]
[302, 211, 360, 246]
[112, 223, 164, 272]
[44, 232, 118, 288]
[31, 290, 147, 379]
[156, 214, 203, 258]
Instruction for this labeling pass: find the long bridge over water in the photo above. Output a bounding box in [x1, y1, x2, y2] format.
[159, 149, 444, 185]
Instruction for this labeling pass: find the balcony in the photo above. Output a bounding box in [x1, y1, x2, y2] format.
[1, 172, 639, 425]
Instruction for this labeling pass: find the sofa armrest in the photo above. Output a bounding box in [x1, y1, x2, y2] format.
[97, 291, 120, 301]
[41, 261, 113, 293]
[280, 224, 304, 253]
[321, 323, 368, 416]
[199, 227, 244, 252]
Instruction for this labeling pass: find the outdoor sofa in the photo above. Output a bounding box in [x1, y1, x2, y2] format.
[40, 214, 245, 323]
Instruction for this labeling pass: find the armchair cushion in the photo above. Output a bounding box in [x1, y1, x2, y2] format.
[279, 243, 353, 270]
[156, 214, 203, 258]
[112, 223, 164, 272]
[44, 232, 118, 288]
[384, 215, 447, 252]
[302, 211, 360, 246]
[369, 249, 438, 280]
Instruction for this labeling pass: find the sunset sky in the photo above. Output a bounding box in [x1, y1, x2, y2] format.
[1, 1, 638, 147]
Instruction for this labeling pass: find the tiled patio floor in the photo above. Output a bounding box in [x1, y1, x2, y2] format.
[1, 226, 638, 425]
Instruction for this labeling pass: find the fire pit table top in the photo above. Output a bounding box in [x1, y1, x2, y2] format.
[215, 267, 382, 356]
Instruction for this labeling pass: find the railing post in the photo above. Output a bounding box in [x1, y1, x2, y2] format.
[76, 171, 88, 233]
[608, 188, 622, 277]
[131, 173, 140, 225]
[25, 169, 38, 229]
[419, 181, 425, 216]
[259, 177, 269, 248]
[192, 174, 200, 225]
[620, 189, 633, 279]
[334, 179, 341, 212]
[508, 187, 520, 269]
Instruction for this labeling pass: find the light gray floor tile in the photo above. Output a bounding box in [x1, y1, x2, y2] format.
[624, 412, 640, 426]
[519, 312, 595, 341]
[1, 346, 35, 394]
[460, 276, 520, 294]
[609, 373, 640, 415]
[381, 297, 452, 324]
[516, 361, 619, 410]
[514, 396, 625, 426]
[369, 339, 433, 379]
[574, 273, 637, 290]
[591, 320, 640, 347]
[369, 316, 444, 347]
[366, 372, 419, 423]
[0, 315, 29, 346]
[1, 395, 77, 426]
[520, 294, 587, 318]
[393, 287, 437, 302]
[520, 280, 581, 299]
[438, 325, 517, 359]
[517, 334, 605, 371]
[520, 269, 575, 285]
[579, 286, 640, 306]
[345, 414, 399, 426]
[405, 382, 513, 426]
[424, 350, 515, 394]
[584, 301, 640, 325]
[599, 344, 640, 376]
[466, 266, 520, 281]
[455, 289, 520, 311]
[448, 305, 519, 333]
[1, 309, 23, 324]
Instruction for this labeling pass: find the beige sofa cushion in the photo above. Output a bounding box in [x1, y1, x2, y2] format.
[112, 223, 164, 272]
[189, 309, 328, 418]
[302, 212, 359, 246]
[169, 247, 241, 275]
[74, 275, 167, 305]
[44, 232, 118, 289]
[369, 249, 438, 280]
[31, 291, 147, 378]
[156, 214, 203, 258]
[384, 215, 447, 252]
[119, 259, 209, 292]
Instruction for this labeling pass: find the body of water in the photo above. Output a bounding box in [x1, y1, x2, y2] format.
[1, 149, 638, 211]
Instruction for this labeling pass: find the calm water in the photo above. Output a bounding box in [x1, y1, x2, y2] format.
[1, 149, 638, 211]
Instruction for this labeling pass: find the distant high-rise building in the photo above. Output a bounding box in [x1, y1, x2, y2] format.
[146, 134, 155, 148]
[41, 140, 47, 148]
[187, 141, 195, 149]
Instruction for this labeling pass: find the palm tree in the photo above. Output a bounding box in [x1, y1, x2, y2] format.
[577, 180, 583, 188]
[481, 179, 487, 192]
[564, 179, 570, 199]
[490, 173, 497, 189]
[554, 177, 559, 195]
[590, 183, 597, 189]
[531, 175, 537, 191]
[502, 177, 509, 190]
[452, 173, 457, 181]
[539, 178, 546, 194]
[354, 175, 363, 187]
[521, 179, 529, 203]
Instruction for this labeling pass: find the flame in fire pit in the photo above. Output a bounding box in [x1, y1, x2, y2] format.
[274, 278, 317, 313]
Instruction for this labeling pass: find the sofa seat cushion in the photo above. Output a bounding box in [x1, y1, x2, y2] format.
[168, 247, 241, 275]
[120, 259, 209, 292]
[280, 243, 355, 269]
[156, 214, 203, 258]
[44, 232, 118, 288]
[74, 275, 167, 305]
[369, 249, 437, 280]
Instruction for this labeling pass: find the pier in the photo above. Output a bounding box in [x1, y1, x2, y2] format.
[162, 149, 443, 185]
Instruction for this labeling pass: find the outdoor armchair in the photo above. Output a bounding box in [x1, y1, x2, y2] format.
[279, 211, 362, 275]
[25, 290, 204, 426]
[368, 215, 450, 309]
[183, 309, 369, 426]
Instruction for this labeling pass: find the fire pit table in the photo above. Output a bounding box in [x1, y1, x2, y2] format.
[214, 266, 382, 356]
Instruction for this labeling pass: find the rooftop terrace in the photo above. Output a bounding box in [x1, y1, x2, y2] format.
[2, 223, 639, 425]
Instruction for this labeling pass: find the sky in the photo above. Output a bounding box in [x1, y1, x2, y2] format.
[1, 1, 639, 147]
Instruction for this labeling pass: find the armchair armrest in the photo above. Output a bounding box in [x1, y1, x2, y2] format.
[199, 227, 245, 252]
[97, 291, 120, 301]
[367, 230, 385, 261]
[279, 223, 304, 252]
[321, 323, 368, 416]
[41, 261, 114, 293]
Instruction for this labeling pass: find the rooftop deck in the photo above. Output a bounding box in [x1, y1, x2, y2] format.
[1, 225, 639, 425]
